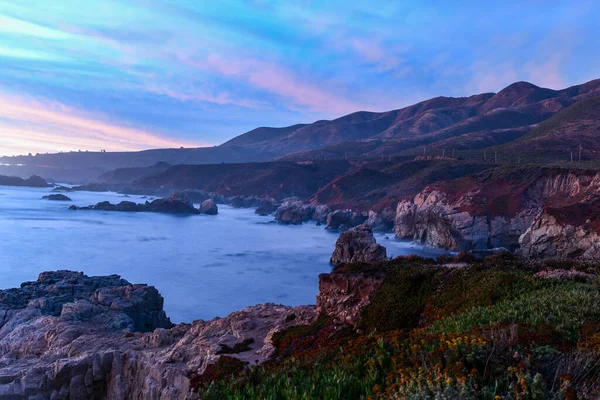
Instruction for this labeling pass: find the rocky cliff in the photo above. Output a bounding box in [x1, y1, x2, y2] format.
[394, 167, 600, 257]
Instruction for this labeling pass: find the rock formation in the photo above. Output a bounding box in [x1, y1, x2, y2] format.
[199, 199, 218, 215]
[0, 271, 315, 399]
[274, 201, 315, 225]
[69, 194, 203, 214]
[0, 175, 50, 188]
[325, 209, 367, 231]
[316, 271, 384, 326]
[519, 213, 600, 258]
[394, 167, 600, 257]
[42, 194, 72, 201]
[330, 224, 387, 265]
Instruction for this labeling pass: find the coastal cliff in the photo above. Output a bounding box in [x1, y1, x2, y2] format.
[394, 167, 600, 257]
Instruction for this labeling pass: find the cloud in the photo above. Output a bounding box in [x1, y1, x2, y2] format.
[0, 91, 203, 156]
[183, 53, 369, 114]
[523, 54, 566, 89]
[349, 38, 401, 72]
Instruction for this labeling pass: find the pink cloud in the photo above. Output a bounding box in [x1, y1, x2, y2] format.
[0, 92, 204, 156]
[182, 53, 369, 114]
[349, 38, 401, 72]
[523, 54, 566, 89]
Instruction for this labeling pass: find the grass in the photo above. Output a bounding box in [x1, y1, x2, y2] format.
[192, 256, 600, 399]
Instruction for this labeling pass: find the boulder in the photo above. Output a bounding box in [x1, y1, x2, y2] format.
[42, 194, 72, 201]
[330, 224, 387, 265]
[199, 199, 218, 215]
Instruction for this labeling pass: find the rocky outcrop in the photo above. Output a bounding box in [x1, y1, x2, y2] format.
[274, 201, 314, 225]
[69, 195, 203, 215]
[394, 168, 600, 255]
[42, 194, 72, 201]
[330, 224, 387, 265]
[316, 272, 384, 326]
[166, 192, 194, 207]
[0, 175, 50, 188]
[199, 199, 218, 215]
[0, 271, 316, 399]
[394, 194, 534, 251]
[518, 213, 600, 258]
[325, 210, 367, 231]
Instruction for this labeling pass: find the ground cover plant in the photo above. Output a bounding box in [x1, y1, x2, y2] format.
[192, 255, 600, 399]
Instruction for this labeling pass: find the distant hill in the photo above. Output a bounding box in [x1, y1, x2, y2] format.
[1, 77, 599, 182]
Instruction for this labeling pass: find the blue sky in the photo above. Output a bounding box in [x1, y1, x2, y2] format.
[1, 0, 599, 156]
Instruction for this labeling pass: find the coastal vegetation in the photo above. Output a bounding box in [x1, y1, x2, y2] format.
[193, 255, 600, 399]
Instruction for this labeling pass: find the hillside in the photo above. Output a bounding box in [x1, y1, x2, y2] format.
[2, 77, 599, 183]
[496, 97, 600, 162]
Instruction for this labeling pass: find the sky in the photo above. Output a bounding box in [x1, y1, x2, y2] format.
[1, 0, 599, 156]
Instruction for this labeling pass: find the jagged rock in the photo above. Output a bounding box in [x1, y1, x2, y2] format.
[42, 194, 72, 201]
[518, 213, 600, 258]
[199, 199, 218, 215]
[325, 210, 367, 231]
[394, 168, 600, 254]
[394, 192, 534, 251]
[316, 271, 384, 326]
[330, 224, 387, 265]
[0, 272, 316, 399]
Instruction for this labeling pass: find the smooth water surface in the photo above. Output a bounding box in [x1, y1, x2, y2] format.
[0, 186, 444, 323]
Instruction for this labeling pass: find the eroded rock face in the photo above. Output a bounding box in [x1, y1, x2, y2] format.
[330, 224, 387, 265]
[393, 169, 600, 256]
[519, 213, 600, 258]
[316, 272, 384, 326]
[199, 199, 218, 215]
[0, 271, 316, 399]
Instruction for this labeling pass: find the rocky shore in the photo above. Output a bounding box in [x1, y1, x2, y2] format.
[0, 271, 316, 399]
